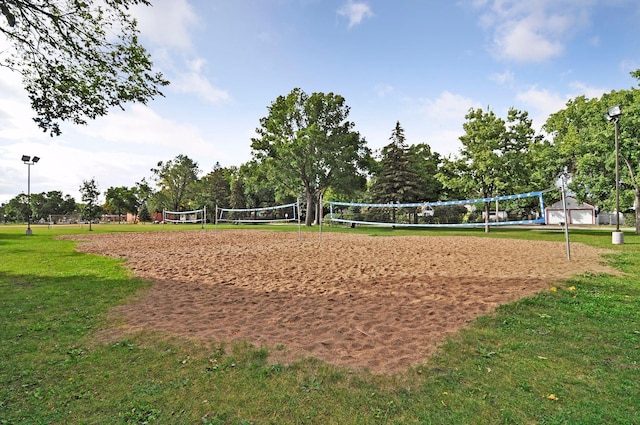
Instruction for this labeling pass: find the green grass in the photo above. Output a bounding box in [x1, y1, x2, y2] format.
[1, 224, 639, 424]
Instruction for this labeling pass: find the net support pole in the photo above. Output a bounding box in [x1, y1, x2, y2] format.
[203, 205, 206, 230]
[297, 198, 301, 241]
[215, 204, 218, 233]
[162, 209, 165, 231]
[319, 193, 323, 243]
[560, 171, 571, 261]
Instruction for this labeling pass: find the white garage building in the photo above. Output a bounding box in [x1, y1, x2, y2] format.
[545, 197, 596, 225]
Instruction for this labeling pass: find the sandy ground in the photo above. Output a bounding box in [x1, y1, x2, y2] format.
[65, 230, 616, 374]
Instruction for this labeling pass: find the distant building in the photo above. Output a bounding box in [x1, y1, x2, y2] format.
[545, 197, 596, 225]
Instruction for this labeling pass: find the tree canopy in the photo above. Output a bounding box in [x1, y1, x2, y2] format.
[251, 88, 371, 226]
[0, 0, 169, 135]
[439, 107, 542, 231]
[370, 121, 422, 206]
[104, 186, 137, 222]
[150, 155, 200, 211]
[544, 73, 640, 233]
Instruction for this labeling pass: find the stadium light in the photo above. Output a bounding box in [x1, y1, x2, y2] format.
[22, 155, 40, 236]
[604, 105, 623, 245]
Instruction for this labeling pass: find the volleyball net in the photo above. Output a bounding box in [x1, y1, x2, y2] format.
[163, 207, 207, 228]
[328, 191, 546, 228]
[216, 202, 299, 224]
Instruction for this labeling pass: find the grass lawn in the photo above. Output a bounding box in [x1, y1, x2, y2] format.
[1, 223, 638, 424]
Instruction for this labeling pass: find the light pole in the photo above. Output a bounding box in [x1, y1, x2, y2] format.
[604, 105, 623, 245]
[22, 155, 40, 236]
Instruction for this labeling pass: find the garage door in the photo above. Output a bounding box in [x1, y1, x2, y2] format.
[570, 209, 593, 224]
[547, 210, 565, 224]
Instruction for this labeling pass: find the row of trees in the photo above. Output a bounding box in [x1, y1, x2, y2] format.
[2, 2, 638, 233]
[3, 79, 639, 233]
[1, 1, 637, 233]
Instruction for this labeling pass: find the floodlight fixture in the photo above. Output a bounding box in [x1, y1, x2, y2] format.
[22, 155, 30, 162]
[607, 105, 622, 119]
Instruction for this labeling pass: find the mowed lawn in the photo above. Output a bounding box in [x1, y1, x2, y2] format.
[1, 224, 639, 424]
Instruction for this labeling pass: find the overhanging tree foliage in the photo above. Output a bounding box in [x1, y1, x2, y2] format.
[0, 0, 169, 135]
[251, 88, 371, 226]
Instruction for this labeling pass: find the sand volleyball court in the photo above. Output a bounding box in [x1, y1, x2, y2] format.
[65, 230, 615, 374]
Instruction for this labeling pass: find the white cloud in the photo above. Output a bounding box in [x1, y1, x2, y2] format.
[516, 81, 609, 133]
[495, 17, 564, 62]
[133, 0, 199, 51]
[420, 91, 479, 124]
[417, 91, 482, 157]
[0, 98, 230, 203]
[471, 0, 595, 63]
[517, 86, 567, 114]
[337, 1, 374, 29]
[489, 69, 515, 86]
[620, 59, 640, 75]
[374, 83, 394, 97]
[73, 104, 209, 151]
[516, 86, 568, 132]
[0, 68, 50, 140]
[567, 81, 608, 100]
[172, 58, 230, 104]
[132, 2, 229, 106]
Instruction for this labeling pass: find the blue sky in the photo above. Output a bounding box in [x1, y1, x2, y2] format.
[1, 0, 639, 204]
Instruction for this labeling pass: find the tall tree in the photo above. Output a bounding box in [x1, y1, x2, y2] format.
[134, 177, 155, 217]
[104, 186, 137, 222]
[237, 160, 277, 209]
[150, 155, 200, 211]
[193, 162, 233, 219]
[438, 107, 540, 232]
[229, 175, 247, 210]
[79, 178, 101, 231]
[0, 0, 169, 135]
[408, 143, 443, 203]
[251, 88, 371, 226]
[370, 121, 421, 222]
[544, 74, 640, 234]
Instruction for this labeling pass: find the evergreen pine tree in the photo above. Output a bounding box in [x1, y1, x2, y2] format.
[370, 121, 421, 222]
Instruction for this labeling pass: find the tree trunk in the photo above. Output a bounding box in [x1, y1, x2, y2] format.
[305, 190, 314, 226]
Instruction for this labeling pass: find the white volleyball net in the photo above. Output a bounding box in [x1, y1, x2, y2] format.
[328, 191, 546, 228]
[163, 207, 207, 227]
[216, 202, 298, 224]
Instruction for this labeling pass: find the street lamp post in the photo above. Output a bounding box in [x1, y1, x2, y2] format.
[604, 105, 623, 245]
[22, 155, 40, 236]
